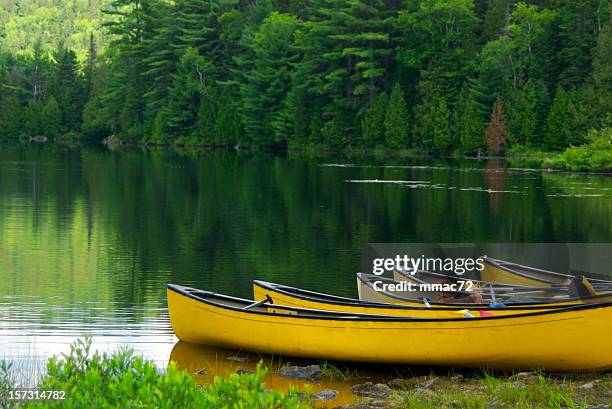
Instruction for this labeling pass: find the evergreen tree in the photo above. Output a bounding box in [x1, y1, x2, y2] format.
[41, 96, 62, 137]
[545, 87, 583, 150]
[485, 97, 509, 153]
[432, 97, 452, 152]
[384, 83, 409, 149]
[557, 0, 601, 87]
[481, 0, 513, 42]
[239, 12, 299, 145]
[24, 100, 42, 136]
[457, 89, 484, 153]
[294, 0, 396, 144]
[361, 92, 388, 147]
[163, 47, 208, 140]
[50, 47, 86, 133]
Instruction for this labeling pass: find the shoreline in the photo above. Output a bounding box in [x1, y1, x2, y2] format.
[6, 135, 611, 175]
[3, 344, 610, 408]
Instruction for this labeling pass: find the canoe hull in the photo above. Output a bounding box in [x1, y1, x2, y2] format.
[168, 287, 612, 371]
[253, 281, 600, 317]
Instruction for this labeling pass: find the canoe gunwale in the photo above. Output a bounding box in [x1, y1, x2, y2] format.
[168, 283, 612, 323]
[483, 256, 612, 285]
[254, 280, 590, 312]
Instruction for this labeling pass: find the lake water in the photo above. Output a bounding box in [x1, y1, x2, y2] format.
[1, 143, 610, 393]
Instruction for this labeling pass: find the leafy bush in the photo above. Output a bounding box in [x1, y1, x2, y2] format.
[29, 338, 310, 409]
[543, 127, 612, 171]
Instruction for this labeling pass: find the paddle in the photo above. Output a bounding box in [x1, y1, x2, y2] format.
[488, 284, 506, 308]
[242, 295, 274, 310]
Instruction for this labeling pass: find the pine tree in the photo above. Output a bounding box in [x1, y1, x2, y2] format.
[294, 0, 396, 144]
[545, 87, 583, 150]
[41, 96, 62, 137]
[557, 0, 601, 87]
[164, 47, 208, 140]
[50, 47, 86, 133]
[384, 83, 409, 149]
[239, 12, 299, 145]
[361, 92, 388, 147]
[432, 96, 452, 152]
[481, 0, 513, 42]
[485, 97, 509, 154]
[457, 89, 484, 153]
[24, 99, 43, 136]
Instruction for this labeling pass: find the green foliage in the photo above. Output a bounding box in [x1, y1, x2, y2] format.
[414, 95, 452, 151]
[0, 361, 17, 409]
[505, 78, 549, 148]
[0, 0, 111, 62]
[0, 0, 609, 156]
[432, 97, 452, 152]
[164, 47, 208, 139]
[457, 89, 484, 153]
[239, 12, 299, 145]
[545, 87, 583, 150]
[362, 92, 388, 147]
[384, 83, 410, 149]
[24, 100, 43, 136]
[41, 96, 62, 137]
[28, 338, 310, 409]
[546, 127, 612, 171]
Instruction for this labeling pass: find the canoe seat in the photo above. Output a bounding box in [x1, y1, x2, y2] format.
[569, 276, 597, 298]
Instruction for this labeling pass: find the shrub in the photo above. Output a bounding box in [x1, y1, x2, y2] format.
[29, 338, 310, 409]
[559, 127, 612, 171]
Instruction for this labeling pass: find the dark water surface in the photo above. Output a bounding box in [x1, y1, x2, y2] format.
[1, 143, 611, 385]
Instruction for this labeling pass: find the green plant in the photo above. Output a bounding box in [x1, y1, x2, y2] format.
[0, 360, 17, 409]
[28, 338, 311, 409]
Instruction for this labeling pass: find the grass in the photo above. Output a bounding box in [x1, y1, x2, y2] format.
[318, 360, 360, 381]
[389, 370, 611, 409]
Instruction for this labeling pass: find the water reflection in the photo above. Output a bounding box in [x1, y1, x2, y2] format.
[170, 341, 392, 407]
[0, 143, 610, 383]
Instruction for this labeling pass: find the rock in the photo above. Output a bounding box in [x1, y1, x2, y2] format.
[511, 372, 537, 382]
[226, 355, 248, 363]
[416, 376, 442, 389]
[29, 135, 48, 143]
[350, 382, 392, 398]
[486, 398, 500, 408]
[450, 374, 464, 382]
[579, 381, 595, 390]
[235, 369, 254, 375]
[410, 375, 430, 385]
[276, 364, 322, 382]
[510, 381, 526, 389]
[413, 388, 434, 399]
[314, 389, 338, 401]
[388, 378, 407, 389]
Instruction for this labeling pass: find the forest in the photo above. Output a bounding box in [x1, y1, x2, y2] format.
[0, 0, 610, 160]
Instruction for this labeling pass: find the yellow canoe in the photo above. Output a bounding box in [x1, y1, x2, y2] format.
[167, 284, 612, 371]
[252, 280, 603, 317]
[357, 273, 612, 307]
[481, 256, 612, 288]
[392, 269, 608, 297]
